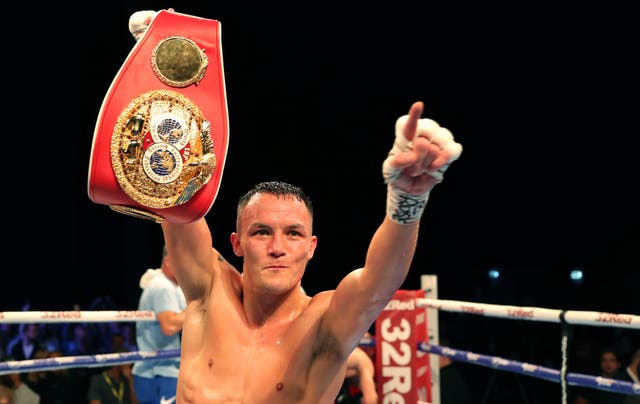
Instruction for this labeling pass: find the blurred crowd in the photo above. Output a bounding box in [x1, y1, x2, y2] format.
[0, 296, 137, 403]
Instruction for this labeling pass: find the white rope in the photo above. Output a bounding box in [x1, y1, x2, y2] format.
[4, 300, 635, 328]
[0, 310, 156, 323]
[416, 298, 639, 329]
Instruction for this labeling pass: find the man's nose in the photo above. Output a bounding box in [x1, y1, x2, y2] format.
[268, 233, 286, 257]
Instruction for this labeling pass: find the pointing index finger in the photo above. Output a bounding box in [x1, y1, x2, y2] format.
[403, 101, 424, 141]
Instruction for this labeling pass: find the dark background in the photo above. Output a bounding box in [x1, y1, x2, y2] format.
[3, 2, 638, 400]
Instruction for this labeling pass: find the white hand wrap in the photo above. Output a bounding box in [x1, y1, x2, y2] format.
[382, 114, 462, 224]
[385, 187, 430, 225]
[128, 10, 158, 41]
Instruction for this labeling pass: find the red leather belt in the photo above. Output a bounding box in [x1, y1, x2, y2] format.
[88, 10, 229, 223]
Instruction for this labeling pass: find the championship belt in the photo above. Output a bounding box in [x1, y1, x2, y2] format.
[87, 10, 229, 223]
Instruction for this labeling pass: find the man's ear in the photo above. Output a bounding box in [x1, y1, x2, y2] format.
[308, 235, 318, 259]
[230, 232, 243, 256]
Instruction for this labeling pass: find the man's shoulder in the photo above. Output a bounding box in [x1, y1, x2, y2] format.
[299, 290, 334, 317]
[310, 290, 335, 301]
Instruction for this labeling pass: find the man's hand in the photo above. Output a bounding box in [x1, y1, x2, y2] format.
[128, 8, 175, 41]
[382, 101, 462, 224]
[128, 10, 158, 41]
[383, 101, 462, 194]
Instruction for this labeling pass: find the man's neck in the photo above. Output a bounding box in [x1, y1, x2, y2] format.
[243, 287, 308, 327]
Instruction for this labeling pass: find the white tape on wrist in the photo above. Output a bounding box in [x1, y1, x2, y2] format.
[382, 113, 432, 224]
[386, 185, 430, 225]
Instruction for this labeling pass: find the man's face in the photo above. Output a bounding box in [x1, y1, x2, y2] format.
[600, 352, 620, 375]
[231, 193, 317, 295]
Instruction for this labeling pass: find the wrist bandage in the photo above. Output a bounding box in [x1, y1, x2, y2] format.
[386, 187, 430, 224]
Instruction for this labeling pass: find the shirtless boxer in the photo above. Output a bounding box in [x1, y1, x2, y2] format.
[129, 11, 463, 403]
[162, 103, 461, 403]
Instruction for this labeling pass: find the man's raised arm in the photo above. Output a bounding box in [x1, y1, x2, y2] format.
[326, 101, 463, 351]
[161, 219, 216, 302]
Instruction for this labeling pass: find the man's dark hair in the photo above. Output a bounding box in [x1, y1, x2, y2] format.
[237, 181, 313, 217]
[600, 346, 620, 358]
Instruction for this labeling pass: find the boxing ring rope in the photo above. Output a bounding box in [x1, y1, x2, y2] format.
[419, 343, 640, 396]
[0, 310, 156, 323]
[1, 301, 639, 401]
[415, 296, 640, 403]
[416, 298, 640, 329]
[0, 349, 179, 375]
[0, 310, 164, 376]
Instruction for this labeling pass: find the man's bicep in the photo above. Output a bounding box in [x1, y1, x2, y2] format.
[325, 269, 387, 352]
[162, 220, 215, 301]
[174, 255, 215, 302]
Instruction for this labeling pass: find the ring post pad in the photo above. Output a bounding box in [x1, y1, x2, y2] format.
[375, 289, 431, 402]
[87, 10, 229, 223]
